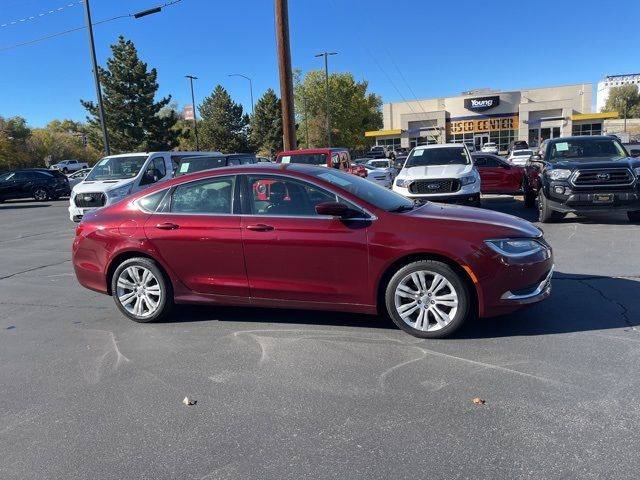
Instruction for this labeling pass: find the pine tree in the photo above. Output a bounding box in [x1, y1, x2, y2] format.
[198, 85, 249, 153]
[81, 36, 180, 153]
[249, 88, 283, 156]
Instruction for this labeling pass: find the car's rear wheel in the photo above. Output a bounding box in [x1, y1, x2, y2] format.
[627, 211, 640, 223]
[385, 260, 470, 339]
[32, 187, 49, 202]
[62, 167, 68, 174]
[111, 257, 173, 323]
[538, 191, 563, 223]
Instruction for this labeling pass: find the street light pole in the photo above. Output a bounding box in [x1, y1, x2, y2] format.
[314, 51, 337, 147]
[228, 74, 254, 116]
[83, 0, 110, 155]
[185, 75, 199, 150]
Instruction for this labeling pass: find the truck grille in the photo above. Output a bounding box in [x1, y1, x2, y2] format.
[409, 179, 460, 195]
[74, 192, 106, 208]
[572, 169, 633, 187]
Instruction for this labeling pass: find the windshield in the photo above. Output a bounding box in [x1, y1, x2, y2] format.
[547, 138, 628, 162]
[307, 168, 413, 212]
[513, 150, 533, 156]
[405, 146, 470, 167]
[86, 155, 148, 181]
[0, 172, 16, 181]
[176, 157, 226, 176]
[280, 153, 327, 166]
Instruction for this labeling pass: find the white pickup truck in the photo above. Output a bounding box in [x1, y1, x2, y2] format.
[50, 159, 89, 174]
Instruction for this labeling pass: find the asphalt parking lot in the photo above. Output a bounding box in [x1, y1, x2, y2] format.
[1, 196, 639, 480]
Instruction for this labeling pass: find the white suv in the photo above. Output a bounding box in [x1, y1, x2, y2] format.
[392, 144, 481, 206]
[68, 151, 220, 222]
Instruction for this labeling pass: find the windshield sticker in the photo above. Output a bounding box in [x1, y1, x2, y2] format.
[555, 142, 569, 152]
[281, 156, 291, 164]
[179, 162, 190, 172]
[412, 150, 424, 156]
[318, 172, 351, 186]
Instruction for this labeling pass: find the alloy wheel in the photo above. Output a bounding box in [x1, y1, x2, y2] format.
[33, 188, 48, 201]
[116, 265, 162, 318]
[393, 270, 459, 332]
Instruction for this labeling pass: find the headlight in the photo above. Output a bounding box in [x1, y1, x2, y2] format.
[108, 184, 132, 199]
[633, 166, 640, 177]
[460, 175, 476, 186]
[485, 238, 545, 258]
[395, 178, 410, 188]
[547, 169, 572, 181]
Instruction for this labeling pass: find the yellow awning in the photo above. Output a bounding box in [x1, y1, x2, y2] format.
[364, 129, 402, 137]
[571, 112, 619, 121]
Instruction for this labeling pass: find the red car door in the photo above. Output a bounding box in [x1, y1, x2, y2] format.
[474, 155, 500, 192]
[143, 175, 250, 297]
[476, 155, 522, 193]
[240, 174, 369, 306]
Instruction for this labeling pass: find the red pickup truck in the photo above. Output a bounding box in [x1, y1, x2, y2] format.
[275, 148, 367, 178]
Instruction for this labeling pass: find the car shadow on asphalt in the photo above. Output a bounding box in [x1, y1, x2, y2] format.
[452, 271, 640, 339]
[0, 203, 52, 209]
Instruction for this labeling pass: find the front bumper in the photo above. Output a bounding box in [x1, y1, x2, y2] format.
[546, 184, 640, 213]
[393, 182, 480, 205]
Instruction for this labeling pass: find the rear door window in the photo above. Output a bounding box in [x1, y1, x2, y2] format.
[170, 177, 234, 214]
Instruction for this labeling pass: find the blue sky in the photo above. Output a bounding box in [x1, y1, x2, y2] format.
[1, 0, 638, 127]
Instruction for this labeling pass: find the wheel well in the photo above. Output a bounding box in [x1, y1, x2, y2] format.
[106, 251, 170, 295]
[376, 253, 479, 317]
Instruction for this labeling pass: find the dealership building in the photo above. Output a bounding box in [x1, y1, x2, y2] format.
[365, 83, 619, 153]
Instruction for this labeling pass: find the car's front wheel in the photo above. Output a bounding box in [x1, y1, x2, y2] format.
[385, 260, 470, 338]
[111, 257, 173, 323]
[538, 191, 563, 223]
[627, 210, 640, 223]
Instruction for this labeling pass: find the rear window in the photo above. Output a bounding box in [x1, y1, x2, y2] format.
[176, 157, 227, 176]
[279, 153, 327, 166]
[513, 150, 533, 156]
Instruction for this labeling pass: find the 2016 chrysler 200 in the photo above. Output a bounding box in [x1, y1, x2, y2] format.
[72, 164, 553, 338]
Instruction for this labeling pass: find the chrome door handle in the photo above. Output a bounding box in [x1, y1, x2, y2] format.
[246, 224, 274, 232]
[156, 222, 179, 230]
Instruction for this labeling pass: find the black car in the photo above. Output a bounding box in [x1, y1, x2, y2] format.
[524, 136, 640, 223]
[0, 168, 70, 202]
[174, 154, 257, 177]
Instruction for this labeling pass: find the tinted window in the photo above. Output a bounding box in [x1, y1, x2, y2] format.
[475, 156, 501, 168]
[239, 156, 255, 165]
[0, 172, 16, 181]
[405, 147, 470, 167]
[247, 176, 337, 216]
[170, 177, 234, 214]
[137, 189, 168, 212]
[177, 157, 227, 176]
[280, 153, 327, 166]
[152, 157, 166, 178]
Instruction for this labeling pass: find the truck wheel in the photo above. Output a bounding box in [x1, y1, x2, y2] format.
[32, 187, 50, 202]
[62, 167, 68, 174]
[523, 178, 536, 208]
[538, 191, 563, 223]
[385, 260, 470, 339]
[627, 211, 640, 223]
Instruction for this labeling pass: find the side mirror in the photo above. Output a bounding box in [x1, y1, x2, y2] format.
[630, 149, 640, 158]
[315, 201, 350, 217]
[141, 168, 160, 185]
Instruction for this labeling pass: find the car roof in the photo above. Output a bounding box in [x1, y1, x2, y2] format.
[278, 148, 348, 156]
[545, 135, 617, 143]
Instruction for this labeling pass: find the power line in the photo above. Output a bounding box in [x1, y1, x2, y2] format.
[0, 1, 85, 29]
[0, 0, 183, 53]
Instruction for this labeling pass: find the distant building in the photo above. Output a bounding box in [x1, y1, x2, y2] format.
[365, 83, 619, 152]
[596, 74, 640, 112]
[183, 104, 195, 121]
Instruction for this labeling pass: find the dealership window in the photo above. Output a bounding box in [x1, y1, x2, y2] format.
[410, 135, 438, 148]
[376, 138, 401, 149]
[572, 123, 602, 136]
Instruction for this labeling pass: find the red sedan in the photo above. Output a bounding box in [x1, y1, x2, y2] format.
[472, 153, 526, 194]
[72, 164, 553, 338]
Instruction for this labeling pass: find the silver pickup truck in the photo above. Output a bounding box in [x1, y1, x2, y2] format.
[50, 159, 89, 174]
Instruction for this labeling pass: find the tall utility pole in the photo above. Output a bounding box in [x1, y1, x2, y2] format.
[302, 89, 309, 148]
[83, 0, 110, 155]
[229, 74, 254, 116]
[185, 75, 199, 150]
[274, 0, 297, 151]
[314, 51, 337, 148]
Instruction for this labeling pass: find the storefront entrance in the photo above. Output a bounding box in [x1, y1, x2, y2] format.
[474, 134, 490, 151]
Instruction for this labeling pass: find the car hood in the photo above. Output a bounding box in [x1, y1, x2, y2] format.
[407, 202, 542, 238]
[550, 156, 640, 170]
[71, 178, 133, 195]
[400, 164, 472, 179]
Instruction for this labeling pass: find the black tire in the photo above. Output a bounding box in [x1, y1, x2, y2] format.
[523, 178, 536, 208]
[538, 191, 563, 223]
[627, 211, 640, 223]
[62, 167, 68, 174]
[385, 260, 470, 339]
[110, 257, 173, 323]
[472, 195, 481, 208]
[32, 186, 49, 202]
